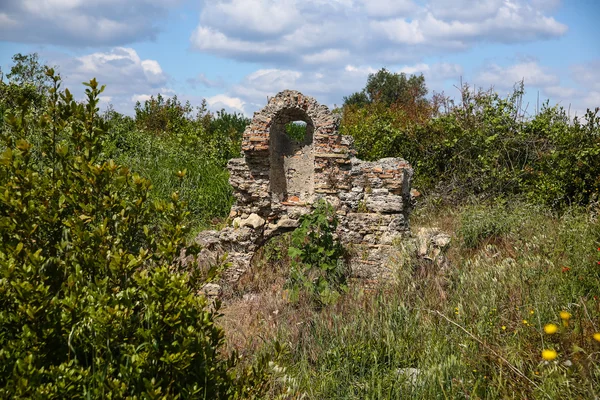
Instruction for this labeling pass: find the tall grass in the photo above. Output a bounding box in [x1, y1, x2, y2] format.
[108, 127, 233, 232]
[230, 201, 600, 398]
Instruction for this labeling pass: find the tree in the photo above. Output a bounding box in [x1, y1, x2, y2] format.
[343, 68, 428, 108]
[342, 91, 370, 108]
[0, 53, 53, 119]
[6, 53, 52, 94]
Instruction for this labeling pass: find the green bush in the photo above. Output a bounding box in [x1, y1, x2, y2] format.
[107, 126, 233, 230]
[286, 200, 347, 306]
[342, 81, 600, 209]
[0, 72, 257, 398]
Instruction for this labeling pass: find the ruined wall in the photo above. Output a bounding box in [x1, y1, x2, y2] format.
[195, 90, 414, 282]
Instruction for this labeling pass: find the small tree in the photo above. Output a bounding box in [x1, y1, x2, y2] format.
[343, 68, 428, 108]
[286, 200, 348, 307]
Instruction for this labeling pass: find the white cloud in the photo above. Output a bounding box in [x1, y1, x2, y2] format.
[0, 0, 182, 45]
[49, 47, 170, 113]
[426, 0, 504, 21]
[0, 12, 17, 27]
[543, 85, 578, 99]
[131, 94, 153, 103]
[201, 0, 301, 39]
[571, 60, 600, 92]
[206, 94, 246, 114]
[187, 73, 224, 89]
[302, 49, 350, 65]
[190, 0, 567, 66]
[361, 0, 417, 18]
[345, 65, 378, 74]
[399, 63, 430, 74]
[475, 61, 559, 90]
[371, 19, 425, 45]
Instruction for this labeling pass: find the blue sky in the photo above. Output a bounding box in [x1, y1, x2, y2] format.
[1, 0, 598, 117]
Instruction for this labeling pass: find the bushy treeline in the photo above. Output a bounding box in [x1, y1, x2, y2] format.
[1, 53, 249, 233]
[342, 69, 600, 209]
[103, 97, 247, 231]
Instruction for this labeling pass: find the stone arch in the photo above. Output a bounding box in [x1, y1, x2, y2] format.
[239, 90, 343, 215]
[269, 107, 315, 203]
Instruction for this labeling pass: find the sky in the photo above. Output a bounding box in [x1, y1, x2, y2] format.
[0, 0, 598, 118]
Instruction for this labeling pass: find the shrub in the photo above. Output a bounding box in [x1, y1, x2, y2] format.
[342, 81, 600, 210]
[107, 126, 233, 230]
[0, 72, 249, 398]
[286, 200, 348, 306]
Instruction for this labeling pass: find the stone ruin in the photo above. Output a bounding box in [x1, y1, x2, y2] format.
[195, 90, 415, 285]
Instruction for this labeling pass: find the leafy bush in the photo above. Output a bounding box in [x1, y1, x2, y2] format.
[0, 72, 258, 398]
[342, 80, 600, 209]
[103, 94, 249, 231]
[286, 200, 347, 306]
[107, 126, 233, 229]
[199, 108, 248, 166]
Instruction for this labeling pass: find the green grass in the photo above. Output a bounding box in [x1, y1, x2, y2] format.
[245, 201, 600, 399]
[110, 129, 233, 233]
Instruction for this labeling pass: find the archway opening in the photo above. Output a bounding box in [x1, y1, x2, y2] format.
[269, 109, 315, 203]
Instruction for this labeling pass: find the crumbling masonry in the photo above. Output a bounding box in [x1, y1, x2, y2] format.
[195, 90, 414, 283]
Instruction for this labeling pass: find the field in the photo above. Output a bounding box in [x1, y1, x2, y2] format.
[0, 56, 598, 398]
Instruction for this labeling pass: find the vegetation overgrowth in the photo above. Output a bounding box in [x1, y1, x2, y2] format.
[226, 200, 600, 398]
[342, 70, 600, 209]
[0, 57, 273, 398]
[1, 53, 599, 398]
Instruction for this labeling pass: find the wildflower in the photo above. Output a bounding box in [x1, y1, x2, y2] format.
[559, 311, 571, 321]
[542, 349, 558, 361]
[544, 323, 558, 334]
[522, 319, 528, 325]
[593, 333, 600, 342]
[530, 310, 535, 315]
[501, 326, 506, 330]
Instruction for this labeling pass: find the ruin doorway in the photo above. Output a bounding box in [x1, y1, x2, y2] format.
[269, 108, 315, 203]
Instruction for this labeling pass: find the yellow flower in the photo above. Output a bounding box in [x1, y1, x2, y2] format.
[501, 326, 506, 330]
[522, 319, 528, 325]
[542, 349, 558, 361]
[559, 311, 571, 321]
[593, 333, 600, 342]
[530, 310, 535, 315]
[544, 323, 558, 334]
